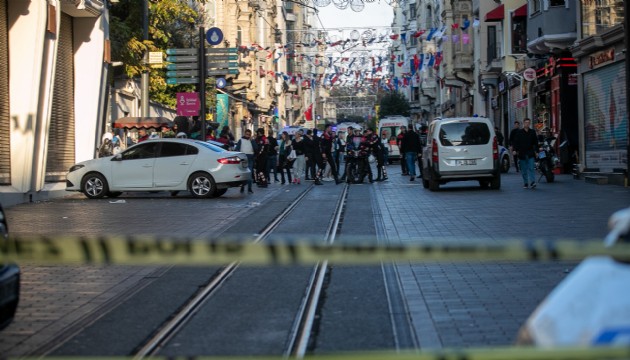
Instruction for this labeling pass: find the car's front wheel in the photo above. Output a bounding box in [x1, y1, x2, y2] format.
[188, 172, 216, 198]
[81, 173, 108, 199]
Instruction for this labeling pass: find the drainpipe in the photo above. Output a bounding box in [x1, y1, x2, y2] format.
[141, 0, 149, 117]
[625, 1, 629, 186]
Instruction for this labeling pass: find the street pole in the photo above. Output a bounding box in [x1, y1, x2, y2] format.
[141, 0, 149, 117]
[625, 1, 629, 186]
[199, 26, 207, 141]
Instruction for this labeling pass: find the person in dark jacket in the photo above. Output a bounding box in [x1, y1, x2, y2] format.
[266, 131, 279, 183]
[512, 118, 539, 189]
[253, 128, 269, 188]
[319, 124, 341, 184]
[303, 129, 323, 185]
[400, 126, 422, 181]
[397, 126, 409, 175]
[508, 120, 521, 172]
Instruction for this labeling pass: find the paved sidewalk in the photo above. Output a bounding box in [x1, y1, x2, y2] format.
[372, 163, 629, 348]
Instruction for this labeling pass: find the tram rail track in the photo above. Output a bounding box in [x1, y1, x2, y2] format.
[134, 182, 350, 358]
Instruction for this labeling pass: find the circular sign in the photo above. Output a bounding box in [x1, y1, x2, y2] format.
[206, 27, 224, 46]
[216, 77, 226, 89]
[523, 68, 536, 82]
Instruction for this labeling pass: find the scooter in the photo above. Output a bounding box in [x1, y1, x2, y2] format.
[536, 136, 558, 183]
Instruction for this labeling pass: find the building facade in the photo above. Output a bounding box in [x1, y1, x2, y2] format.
[1, 0, 110, 206]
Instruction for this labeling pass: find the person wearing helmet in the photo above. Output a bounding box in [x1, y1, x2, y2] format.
[176, 132, 188, 139]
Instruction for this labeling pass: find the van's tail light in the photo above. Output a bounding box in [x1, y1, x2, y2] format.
[432, 140, 438, 163]
[492, 136, 499, 160]
[218, 156, 242, 165]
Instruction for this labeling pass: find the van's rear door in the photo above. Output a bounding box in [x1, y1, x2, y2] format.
[437, 120, 494, 172]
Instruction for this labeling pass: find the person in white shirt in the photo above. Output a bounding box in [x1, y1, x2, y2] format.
[234, 129, 257, 194]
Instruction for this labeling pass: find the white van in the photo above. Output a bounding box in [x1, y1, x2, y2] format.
[378, 116, 409, 163]
[421, 117, 501, 191]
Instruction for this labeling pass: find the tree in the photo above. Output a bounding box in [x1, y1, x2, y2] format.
[378, 91, 410, 118]
[109, 0, 206, 108]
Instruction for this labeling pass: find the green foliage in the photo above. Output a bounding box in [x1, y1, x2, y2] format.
[378, 91, 410, 118]
[109, 0, 205, 108]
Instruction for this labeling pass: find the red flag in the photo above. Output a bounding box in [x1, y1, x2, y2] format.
[304, 103, 313, 121]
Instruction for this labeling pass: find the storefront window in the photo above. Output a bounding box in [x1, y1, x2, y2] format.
[581, 0, 624, 38]
[512, 18, 527, 54]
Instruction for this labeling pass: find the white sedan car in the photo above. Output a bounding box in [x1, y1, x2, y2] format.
[66, 139, 250, 199]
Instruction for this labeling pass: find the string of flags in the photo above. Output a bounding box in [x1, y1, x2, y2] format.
[228, 19, 480, 91]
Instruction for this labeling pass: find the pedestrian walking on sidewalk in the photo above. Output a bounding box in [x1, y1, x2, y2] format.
[512, 118, 539, 189]
[509, 120, 521, 172]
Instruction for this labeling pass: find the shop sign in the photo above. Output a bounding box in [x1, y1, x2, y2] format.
[589, 48, 615, 69]
[516, 98, 528, 108]
[568, 74, 578, 86]
[523, 68, 536, 82]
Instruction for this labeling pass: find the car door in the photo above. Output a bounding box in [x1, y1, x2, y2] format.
[110, 142, 159, 188]
[153, 142, 198, 188]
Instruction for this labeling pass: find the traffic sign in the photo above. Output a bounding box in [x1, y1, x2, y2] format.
[216, 78, 227, 89]
[166, 55, 198, 63]
[166, 63, 199, 70]
[207, 48, 237, 54]
[206, 27, 224, 46]
[207, 69, 239, 76]
[167, 77, 199, 85]
[166, 70, 198, 77]
[205, 55, 238, 61]
[207, 62, 238, 68]
[166, 48, 197, 56]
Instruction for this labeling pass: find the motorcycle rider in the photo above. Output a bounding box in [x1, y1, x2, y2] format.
[365, 128, 386, 182]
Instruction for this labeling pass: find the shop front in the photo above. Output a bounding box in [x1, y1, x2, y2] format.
[572, 26, 627, 174]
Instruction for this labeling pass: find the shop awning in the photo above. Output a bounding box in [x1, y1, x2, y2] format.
[485, 4, 504, 22]
[513, 3, 527, 18]
[112, 117, 173, 129]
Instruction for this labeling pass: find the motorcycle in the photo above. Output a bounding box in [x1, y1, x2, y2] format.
[344, 149, 371, 184]
[536, 135, 559, 183]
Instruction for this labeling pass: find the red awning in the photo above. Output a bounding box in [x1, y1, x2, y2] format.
[113, 117, 174, 129]
[513, 3, 527, 18]
[485, 4, 504, 22]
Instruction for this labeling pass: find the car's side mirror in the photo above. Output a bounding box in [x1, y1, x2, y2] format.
[111, 153, 123, 161]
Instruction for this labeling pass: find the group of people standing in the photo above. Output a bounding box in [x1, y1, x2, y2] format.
[394, 125, 425, 182]
[235, 123, 420, 194]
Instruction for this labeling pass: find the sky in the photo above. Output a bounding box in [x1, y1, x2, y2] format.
[316, 1, 395, 31]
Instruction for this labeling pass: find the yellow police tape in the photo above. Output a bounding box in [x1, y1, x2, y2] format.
[324, 346, 630, 360]
[1, 235, 630, 265]
[11, 346, 630, 360]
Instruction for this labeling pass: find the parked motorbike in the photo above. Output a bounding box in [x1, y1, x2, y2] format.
[536, 135, 559, 183]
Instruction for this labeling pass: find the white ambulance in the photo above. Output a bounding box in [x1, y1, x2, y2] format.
[377, 116, 410, 163]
